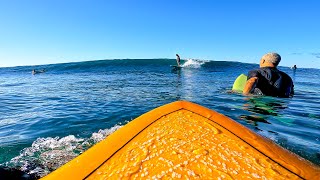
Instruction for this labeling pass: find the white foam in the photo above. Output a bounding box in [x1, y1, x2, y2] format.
[4, 124, 122, 177]
[181, 59, 206, 68]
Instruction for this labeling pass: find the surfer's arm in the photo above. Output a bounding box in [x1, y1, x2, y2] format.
[243, 77, 258, 95]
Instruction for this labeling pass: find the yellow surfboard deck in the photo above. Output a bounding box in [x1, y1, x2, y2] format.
[42, 101, 319, 179]
[232, 74, 247, 92]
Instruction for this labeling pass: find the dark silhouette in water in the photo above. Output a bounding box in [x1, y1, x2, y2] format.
[32, 69, 46, 75]
[0, 166, 39, 180]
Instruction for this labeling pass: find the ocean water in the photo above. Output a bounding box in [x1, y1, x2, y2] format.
[0, 59, 319, 178]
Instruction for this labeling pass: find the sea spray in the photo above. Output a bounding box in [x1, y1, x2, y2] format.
[3, 125, 122, 177]
[181, 59, 206, 68]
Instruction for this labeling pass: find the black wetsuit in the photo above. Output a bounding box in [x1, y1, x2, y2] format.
[248, 67, 294, 97]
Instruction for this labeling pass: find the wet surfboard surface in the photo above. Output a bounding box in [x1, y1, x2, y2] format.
[42, 101, 320, 179]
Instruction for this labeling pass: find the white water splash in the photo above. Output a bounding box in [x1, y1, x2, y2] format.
[181, 59, 206, 68]
[4, 125, 122, 177]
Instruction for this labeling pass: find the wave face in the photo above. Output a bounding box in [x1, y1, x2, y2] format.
[0, 59, 319, 178]
[0, 59, 253, 74]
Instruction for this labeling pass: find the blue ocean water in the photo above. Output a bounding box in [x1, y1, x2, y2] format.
[0, 59, 319, 177]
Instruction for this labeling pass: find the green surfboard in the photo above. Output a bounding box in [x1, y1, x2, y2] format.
[232, 74, 247, 92]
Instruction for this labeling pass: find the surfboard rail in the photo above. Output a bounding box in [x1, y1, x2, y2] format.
[41, 101, 320, 179]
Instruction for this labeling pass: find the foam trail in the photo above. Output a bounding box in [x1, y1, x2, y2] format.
[3, 125, 122, 178]
[181, 59, 206, 68]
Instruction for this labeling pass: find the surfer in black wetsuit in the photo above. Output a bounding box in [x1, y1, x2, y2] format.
[176, 54, 181, 66]
[243, 52, 294, 97]
[292, 65, 297, 70]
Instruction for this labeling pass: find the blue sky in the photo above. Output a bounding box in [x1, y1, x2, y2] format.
[0, 0, 319, 68]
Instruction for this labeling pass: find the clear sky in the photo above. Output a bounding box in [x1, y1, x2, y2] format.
[0, 0, 319, 68]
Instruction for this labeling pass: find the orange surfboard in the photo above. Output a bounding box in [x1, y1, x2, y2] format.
[42, 101, 319, 179]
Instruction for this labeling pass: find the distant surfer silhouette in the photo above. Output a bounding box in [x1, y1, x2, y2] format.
[176, 54, 181, 66]
[291, 65, 297, 70]
[32, 69, 46, 75]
